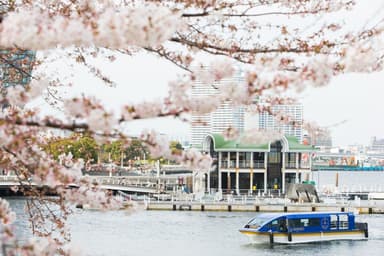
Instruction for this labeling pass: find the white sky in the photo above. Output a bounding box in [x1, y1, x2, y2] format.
[30, 0, 384, 147]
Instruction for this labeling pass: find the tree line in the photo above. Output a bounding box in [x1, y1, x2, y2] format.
[43, 134, 184, 167]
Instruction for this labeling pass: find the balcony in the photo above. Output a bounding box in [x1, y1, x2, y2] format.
[220, 161, 229, 168]
[220, 160, 236, 169]
[252, 161, 265, 169]
[220, 160, 265, 169]
[238, 160, 251, 168]
[285, 162, 296, 169]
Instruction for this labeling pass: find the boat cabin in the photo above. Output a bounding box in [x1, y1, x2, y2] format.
[241, 212, 368, 244]
[253, 212, 355, 233]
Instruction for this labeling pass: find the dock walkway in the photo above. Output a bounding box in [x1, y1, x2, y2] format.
[145, 198, 384, 214]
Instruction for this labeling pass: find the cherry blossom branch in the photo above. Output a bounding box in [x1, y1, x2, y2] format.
[143, 46, 192, 72]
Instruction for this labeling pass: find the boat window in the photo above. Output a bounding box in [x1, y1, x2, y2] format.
[288, 218, 321, 229]
[270, 220, 279, 230]
[330, 215, 338, 230]
[288, 218, 308, 228]
[308, 218, 321, 227]
[339, 214, 349, 229]
[278, 219, 287, 232]
[289, 219, 302, 228]
[248, 216, 271, 226]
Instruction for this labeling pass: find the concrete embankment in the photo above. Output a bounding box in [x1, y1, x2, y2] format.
[146, 202, 384, 214]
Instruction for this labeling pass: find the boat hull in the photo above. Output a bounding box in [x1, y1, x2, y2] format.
[239, 229, 367, 244]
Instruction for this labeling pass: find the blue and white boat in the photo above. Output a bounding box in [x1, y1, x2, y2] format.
[239, 212, 368, 244]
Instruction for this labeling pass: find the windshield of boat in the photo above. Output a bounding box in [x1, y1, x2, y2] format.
[246, 214, 278, 228]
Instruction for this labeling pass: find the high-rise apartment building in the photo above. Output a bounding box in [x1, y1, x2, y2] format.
[0, 49, 35, 88]
[190, 66, 304, 147]
[1, 49, 35, 108]
[190, 71, 245, 148]
[258, 103, 304, 143]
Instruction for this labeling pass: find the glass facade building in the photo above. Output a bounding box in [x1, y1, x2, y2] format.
[0, 49, 36, 88]
[190, 70, 245, 148]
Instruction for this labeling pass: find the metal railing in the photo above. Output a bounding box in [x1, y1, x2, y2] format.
[210, 188, 283, 197]
[252, 161, 265, 169]
[285, 162, 296, 169]
[220, 161, 265, 169]
[238, 160, 251, 168]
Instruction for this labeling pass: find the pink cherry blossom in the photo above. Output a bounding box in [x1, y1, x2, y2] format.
[0, 5, 183, 50]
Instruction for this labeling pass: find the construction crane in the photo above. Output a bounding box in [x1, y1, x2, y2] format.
[304, 120, 347, 146]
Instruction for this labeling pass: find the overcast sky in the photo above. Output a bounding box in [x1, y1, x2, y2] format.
[30, 0, 384, 147]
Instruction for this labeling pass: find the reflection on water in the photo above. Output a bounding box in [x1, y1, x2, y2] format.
[6, 198, 384, 256]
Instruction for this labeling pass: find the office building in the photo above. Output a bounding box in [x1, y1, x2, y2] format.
[190, 70, 245, 148]
[258, 103, 304, 143]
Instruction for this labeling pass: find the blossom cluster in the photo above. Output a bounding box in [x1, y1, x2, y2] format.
[0, 5, 182, 50]
[0, 198, 16, 226]
[1, 80, 49, 107]
[58, 182, 124, 211]
[64, 97, 117, 133]
[178, 149, 213, 172]
[16, 236, 82, 256]
[140, 130, 172, 159]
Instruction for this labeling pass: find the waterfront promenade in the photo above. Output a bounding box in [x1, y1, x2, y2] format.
[143, 192, 384, 214]
[2, 173, 384, 214]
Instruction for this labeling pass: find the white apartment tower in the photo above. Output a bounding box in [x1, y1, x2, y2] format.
[190, 72, 245, 148]
[258, 104, 304, 143]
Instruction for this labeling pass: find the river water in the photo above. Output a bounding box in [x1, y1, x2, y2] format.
[7, 198, 384, 256]
[312, 171, 384, 192]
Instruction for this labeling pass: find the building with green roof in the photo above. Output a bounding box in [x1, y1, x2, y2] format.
[199, 133, 316, 194]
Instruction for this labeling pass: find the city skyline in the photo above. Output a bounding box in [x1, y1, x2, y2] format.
[27, 51, 384, 147]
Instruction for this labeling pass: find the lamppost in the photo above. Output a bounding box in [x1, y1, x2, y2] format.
[120, 150, 124, 168]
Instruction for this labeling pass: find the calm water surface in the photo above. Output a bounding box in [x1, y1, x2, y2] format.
[8, 198, 384, 256]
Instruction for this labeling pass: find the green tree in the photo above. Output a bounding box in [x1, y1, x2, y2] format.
[71, 135, 99, 164]
[170, 141, 183, 156]
[124, 139, 149, 164]
[102, 140, 123, 164]
[44, 137, 74, 160]
[44, 134, 98, 164]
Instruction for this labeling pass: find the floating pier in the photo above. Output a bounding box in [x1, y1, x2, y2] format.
[145, 201, 384, 214]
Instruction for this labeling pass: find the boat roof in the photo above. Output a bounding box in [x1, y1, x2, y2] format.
[258, 212, 354, 219]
